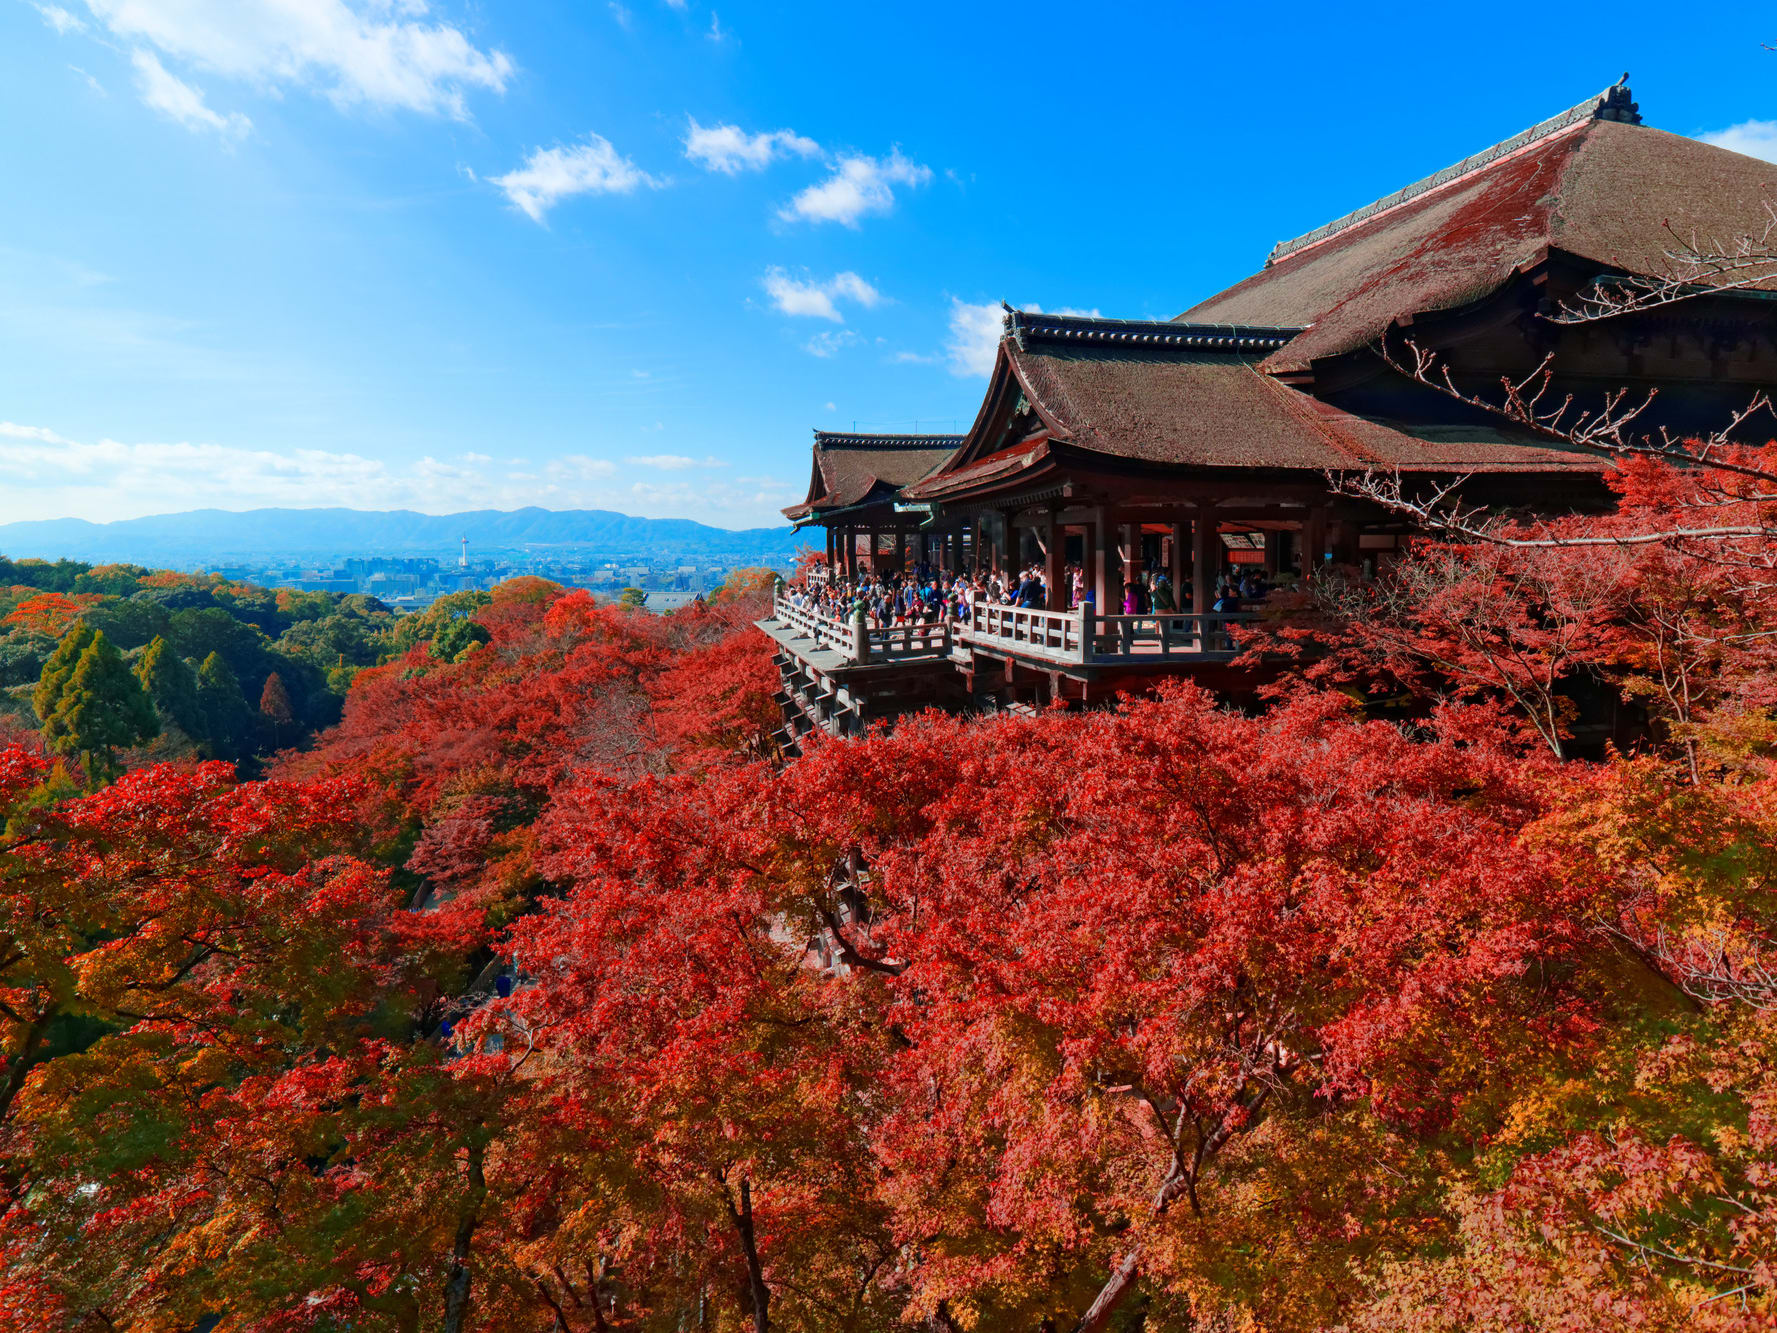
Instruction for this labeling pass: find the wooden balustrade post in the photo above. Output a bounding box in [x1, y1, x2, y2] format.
[1077, 602, 1095, 665]
[852, 607, 870, 664]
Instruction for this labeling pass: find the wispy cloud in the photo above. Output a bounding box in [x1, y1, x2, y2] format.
[626, 454, 725, 470]
[1703, 120, 1777, 164]
[608, 3, 633, 28]
[803, 330, 858, 358]
[761, 268, 880, 321]
[683, 119, 819, 174]
[131, 50, 251, 141]
[492, 134, 664, 223]
[0, 422, 791, 526]
[79, 0, 513, 119]
[944, 300, 1100, 377]
[33, 4, 85, 34]
[778, 149, 931, 227]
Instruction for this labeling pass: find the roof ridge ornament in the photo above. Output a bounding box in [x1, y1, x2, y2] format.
[811, 431, 966, 449]
[1265, 78, 1643, 268]
[1001, 307, 1302, 353]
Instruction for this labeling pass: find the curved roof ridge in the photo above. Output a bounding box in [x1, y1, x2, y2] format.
[813, 430, 966, 449]
[1267, 80, 1641, 266]
[1006, 306, 1300, 352]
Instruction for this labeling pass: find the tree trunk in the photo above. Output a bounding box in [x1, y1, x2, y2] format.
[1072, 1249, 1141, 1333]
[0, 1005, 56, 1127]
[725, 1177, 771, 1333]
[441, 1139, 487, 1333]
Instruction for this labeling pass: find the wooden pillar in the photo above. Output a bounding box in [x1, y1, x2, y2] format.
[1045, 511, 1065, 611]
[824, 525, 835, 573]
[1304, 507, 1328, 573]
[1120, 521, 1140, 591]
[1192, 502, 1219, 615]
[1263, 529, 1284, 575]
[1169, 521, 1186, 600]
[1089, 508, 1115, 609]
[867, 522, 880, 576]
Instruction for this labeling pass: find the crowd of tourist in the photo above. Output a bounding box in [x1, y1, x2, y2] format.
[782, 559, 1289, 630]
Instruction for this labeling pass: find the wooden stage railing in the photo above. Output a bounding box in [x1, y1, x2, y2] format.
[772, 588, 1256, 668]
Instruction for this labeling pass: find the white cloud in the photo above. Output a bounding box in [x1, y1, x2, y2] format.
[943, 300, 1102, 377]
[34, 4, 85, 34]
[761, 267, 880, 321]
[69, 64, 106, 95]
[778, 149, 932, 227]
[824, 401, 835, 412]
[945, 298, 1005, 377]
[0, 422, 803, 526]
[706, 11, 726, 41]
[492, 134, 663, 223]
[548, 455, 618, 481]
[803, 330, 858, 358]
[81, 0, 512, 118]
[683, 119, 819, 174]
[627, 453, 696, 470]
[608, 2, 633, 28]
[1703, 120, 1777, 164]
[131, 49, 251, 140]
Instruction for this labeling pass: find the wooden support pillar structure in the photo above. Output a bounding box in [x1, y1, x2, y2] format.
[1045, 510, 1066, 611]
[867, 522, 880, 576]
[1169, 521, 1186, 602]
[1304, 506, 1328, 573]
[1263, 529, 1284, 575]
[1192, 502, 1219, 615]
[1089, 507, 1115, 610]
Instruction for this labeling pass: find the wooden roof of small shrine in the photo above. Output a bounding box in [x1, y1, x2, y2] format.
[782, 431, 963, 522]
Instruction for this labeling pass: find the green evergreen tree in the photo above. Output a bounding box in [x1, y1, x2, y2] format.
[195, 651, 253, 761]
[430, 616, 491, 661]
[43, 630, 158, 786]
[32, 622, 94, 724]
[135, 635, 203, 736]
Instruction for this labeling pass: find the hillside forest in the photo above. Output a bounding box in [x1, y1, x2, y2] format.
[2, 451, 1777, 1332]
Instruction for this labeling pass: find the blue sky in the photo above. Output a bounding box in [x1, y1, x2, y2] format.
[1, 1, 1772, 529]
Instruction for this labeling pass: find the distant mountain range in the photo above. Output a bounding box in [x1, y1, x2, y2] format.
[0, 507, 806, 567]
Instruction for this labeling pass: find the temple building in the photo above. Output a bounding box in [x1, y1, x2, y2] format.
[759, 81, 1777, 744]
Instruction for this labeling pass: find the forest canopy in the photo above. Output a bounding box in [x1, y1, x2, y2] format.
[0, 471, 1775, 1333]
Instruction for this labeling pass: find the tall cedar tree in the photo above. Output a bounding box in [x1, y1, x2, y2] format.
[133, 634, 201, 737]
[30, 622, 93, 725]
[38, 629, 156, 785]
[195, 649, 253, 761]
